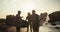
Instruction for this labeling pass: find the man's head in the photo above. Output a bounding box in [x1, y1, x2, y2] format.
[32, 10, 36, 14]
[18, 10, 21, 14]
[28, 12, 31, 16]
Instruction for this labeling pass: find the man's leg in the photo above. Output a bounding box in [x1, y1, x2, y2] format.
[27, 25, 29, 32]
[30, 24, 32, 32]
[16, 26, 20, 32]
[33, 26, 39, 32]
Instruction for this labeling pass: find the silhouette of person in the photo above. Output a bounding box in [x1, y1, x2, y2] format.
[39, 12, 47, 26]
[15, 10, 22, 32]
[26, 12, 32, 32]
[31, 10, 39, 32]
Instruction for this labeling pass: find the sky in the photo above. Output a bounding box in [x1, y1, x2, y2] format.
[0, 0, 60, 19]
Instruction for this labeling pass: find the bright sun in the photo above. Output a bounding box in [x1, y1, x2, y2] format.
[21, 2, 35, 12]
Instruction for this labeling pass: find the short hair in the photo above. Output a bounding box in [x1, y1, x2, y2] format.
[18, 11, 21, 14]
[32, 10, 35, 12]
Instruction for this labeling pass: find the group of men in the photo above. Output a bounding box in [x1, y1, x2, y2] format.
[16, 10, 47, 32]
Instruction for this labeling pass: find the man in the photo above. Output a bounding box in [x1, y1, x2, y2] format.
[39, 12, 47, 26]
[15, 10, 22, 32]
[31, 10, 39, 32]
[26, 12, 32, 32]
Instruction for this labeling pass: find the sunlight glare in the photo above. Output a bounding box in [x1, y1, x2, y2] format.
[21, 2, 35, 12]
[20, 2, 35, 19]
